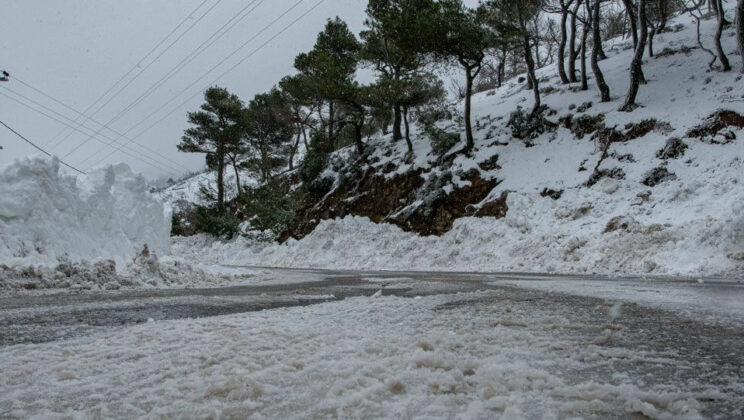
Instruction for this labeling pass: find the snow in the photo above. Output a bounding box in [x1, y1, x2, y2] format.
[0, 156, 170, 267]
[158, 166, 259, 210]
[0, 291, 726, 418]
[172, 14, 744, 279]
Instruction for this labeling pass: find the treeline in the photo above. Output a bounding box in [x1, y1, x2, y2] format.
[176, 0, 743, 236]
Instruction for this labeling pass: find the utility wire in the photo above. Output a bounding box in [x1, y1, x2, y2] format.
[0, 87, 184, 174]
[66, 0, 265, 161]
[0, 119, 87, 175]
[88, 0, 324, 168]
[0, 90, 181, 176]
[45, 0, 216, 151]
[7, 79, 184, 169]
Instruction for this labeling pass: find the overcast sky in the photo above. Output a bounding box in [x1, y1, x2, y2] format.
[0, 0, 476, 179]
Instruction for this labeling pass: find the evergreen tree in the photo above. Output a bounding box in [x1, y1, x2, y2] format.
[243, 89, 295, 183]
[360, 0, 438, 141]
[294, 18, 361, 144]
[482, 0, 545, 114]
[178, 86, 244, 211]
[428, 0, 493, 151]
[278, 74, 317, 170]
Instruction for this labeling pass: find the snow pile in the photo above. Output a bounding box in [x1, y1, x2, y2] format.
[0, 157, 171, 267]
[0, 251, 240, 291]
[0, 291, 723, 418]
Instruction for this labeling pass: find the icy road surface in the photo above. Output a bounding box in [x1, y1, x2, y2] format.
[1, 268, 743, 418]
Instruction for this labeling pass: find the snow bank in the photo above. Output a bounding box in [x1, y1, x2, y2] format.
[0, 156, 170, 267]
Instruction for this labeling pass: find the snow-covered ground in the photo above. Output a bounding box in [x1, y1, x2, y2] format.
[172, 14, 744, 279]
[2, 283, 741, 418]
[158, 166, 259, 210]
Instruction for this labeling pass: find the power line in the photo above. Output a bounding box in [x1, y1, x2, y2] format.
[87, 0, 325, 168]
[6, 79, 184, 169]
[0, 86, 184, 175]
[0, 119, 87, 175]
[65, 0, 266, 161]
[44, 0, 215, 151]
[53, 0, 224, 156]
[0, 90, 181, 176]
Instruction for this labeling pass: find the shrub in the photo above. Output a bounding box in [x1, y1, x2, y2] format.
[428, 126, 461, 156]
[299, 131, 333, 184]
[235, 179, 298, 237]
[418, 108, 460, 156]
[507, 106, 557, 141]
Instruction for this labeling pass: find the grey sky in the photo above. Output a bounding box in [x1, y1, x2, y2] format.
[0, 0, 476, 179]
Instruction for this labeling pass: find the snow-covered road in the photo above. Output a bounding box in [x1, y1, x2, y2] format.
[1, 268, 743, 418]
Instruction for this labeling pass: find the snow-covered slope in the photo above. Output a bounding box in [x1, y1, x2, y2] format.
[174, 14, 744, 278]
[158, 167, 259, 210]
[0, 156, 171, 267]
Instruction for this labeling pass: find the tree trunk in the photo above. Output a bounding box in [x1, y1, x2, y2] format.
[232, 159, 241, 195]
[403, 105, 412, 156]
[622, 0, 639, 49]
[738, 0, 744, 72]
[524, 36, 541, 115]
[464, 65, 475, 151]
[621, 0, 648, 111]
[328, 101, 335, 141]
[591, 0, 611, 101]
[581, 20, 590, 91]
[216, 151, 225, 211]
[715, 0, 732, 71]
[568, 0, 582, 82]
[558, 5, 571, 84]
[648, 23, 656, 57]
[289, 129, 302, 171]
[353, 123, 364, 156]
[498, 49, 507, 87]
[392, 104, 403, 141]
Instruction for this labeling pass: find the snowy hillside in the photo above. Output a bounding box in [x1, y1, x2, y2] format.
[158, 167, 259, 210]
[173, 14, 744, 278]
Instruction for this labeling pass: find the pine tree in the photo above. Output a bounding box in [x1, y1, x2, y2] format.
[278, 74, 317, 170]
[178, 87, 244, 211]
[482, 0, 544, 114]
[243, 89, 295, 183]
[294, 18, 361, 143]
[360, 0, 438, 142]
[429, 0, 493, 151]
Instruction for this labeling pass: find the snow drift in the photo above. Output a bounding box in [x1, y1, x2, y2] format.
[0, 156, 170, 267]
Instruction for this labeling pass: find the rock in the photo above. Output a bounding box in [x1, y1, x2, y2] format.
[656, 137, 688, 159]
[642, 167, 677, 187]
[604, 216, 641, 233]
[540, 188, 563, 200]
